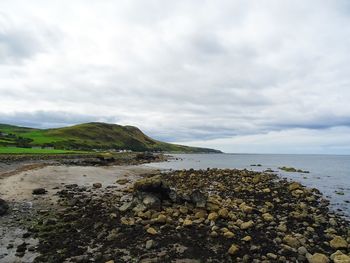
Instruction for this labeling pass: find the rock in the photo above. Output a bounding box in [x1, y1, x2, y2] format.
[307, 253, 330, 263]
[228, 244, 239, 255]
[147, 227, 157, 235]
[146, 240, 154, 249]
[93, 183, 102, 188]
[277, 224, 287, 232]
[334, 254, 350, 263]
[134, 176, 163, 192]
[208, 212, 219, 221]
[239, 203, 253, 213]
[0, 198, 9, 216]
[183, 219, 193, 226]
[116, 178, 130, 185]
[223, 231, 235, 239]
[190, 190, 207, 208]
[142, 194, 161, 209]
[119, 201, 134, 212]
[288, 182, 302, 191]
[194, 210, 207, 219]
[218, 208, 229, 218]
[16, 242, 27, 253]
[105, 261, 114, 263]
[267, 253, 278, 260]
[262, 213, 274, 222]
[283, 235, 300, 248]
[330, 236, 348, 249]
[331, 251, 350, 263]
[156, 214, 167, 224]
[32, 188, 46, 195]
[298, 246, 308, 256]
[242, 236, 252, 242]
[240, 220, 254, 230]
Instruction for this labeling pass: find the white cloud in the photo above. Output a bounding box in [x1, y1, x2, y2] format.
[181, 127, 350, 154]
[0, 0, 350, 153]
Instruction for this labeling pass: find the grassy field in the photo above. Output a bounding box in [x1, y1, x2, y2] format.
[0, 147, 87, 154]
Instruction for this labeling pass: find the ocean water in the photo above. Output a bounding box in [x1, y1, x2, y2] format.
[146, 153, 350, 218]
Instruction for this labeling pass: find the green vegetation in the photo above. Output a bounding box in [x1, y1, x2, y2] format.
[0, 122, 221, 153]
[0, 147, 85, 154]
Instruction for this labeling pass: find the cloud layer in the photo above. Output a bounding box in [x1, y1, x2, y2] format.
[1, 1, 350, 153]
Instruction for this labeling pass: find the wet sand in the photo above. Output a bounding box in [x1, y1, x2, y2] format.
[0, 164, 158, 263]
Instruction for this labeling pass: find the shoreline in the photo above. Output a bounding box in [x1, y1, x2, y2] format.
[0, 155, 349, 262]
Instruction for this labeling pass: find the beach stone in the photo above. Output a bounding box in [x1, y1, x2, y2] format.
[208, 212, 219, 221]
[183, 219, 193, 226]
[331, 251, 350, 263]
[334, 254, 350, 263]
[330, 236, 348, 249]
[0, 198, 9, 216]
[267, 253, 278, 260]
[223, 231, 235, 239]
[307, 253, 330, 263]
[147, 227, 157, 235]
[146, 240, 154, 249]
[194, 210, 207, 219]
[228, 244, 239, 255]
[93, 183, 102, 188]
[190, 190, 207, 208]
[298, 246, 308, 256]
[289, 182, 302, 191]
[119, 201, 134, 212]
[156, 214, 167, 224]
[218, 208, 229, 218]
[283, 235, 300, 248]
[239, 203, 253, 213]
[262, 213, 274, 222]
[240, 220, 254, 230]
[32, 188, 46, 195]
[116, 178, 129, 185]
[242, 236, 252, 242]
[142, 194, 161, 209]
[277, 224, 287, 232]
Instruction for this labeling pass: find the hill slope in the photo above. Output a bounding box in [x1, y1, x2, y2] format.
[0, 122, 221, 153]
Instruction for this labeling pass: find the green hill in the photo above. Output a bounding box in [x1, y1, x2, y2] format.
[0, 122, 221, 153]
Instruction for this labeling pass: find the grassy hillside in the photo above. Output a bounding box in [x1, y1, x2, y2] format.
[0, 122, 221, 153]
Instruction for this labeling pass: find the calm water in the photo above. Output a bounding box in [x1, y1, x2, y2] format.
[146, 153, 350, 217]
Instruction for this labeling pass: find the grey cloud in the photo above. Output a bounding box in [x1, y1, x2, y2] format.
[0, 1, 350, 153]
[0, 111, 118, 129]
[0, 13, 62, 64]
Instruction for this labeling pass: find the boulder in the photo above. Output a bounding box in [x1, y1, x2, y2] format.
[0, 198, 9, 216]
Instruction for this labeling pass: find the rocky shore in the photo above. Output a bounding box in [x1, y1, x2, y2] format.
[0, 152, 167, 179]
[18, 168, 350, 262]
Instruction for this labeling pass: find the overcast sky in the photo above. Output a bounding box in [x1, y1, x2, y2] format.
[1, 0, 350, 154]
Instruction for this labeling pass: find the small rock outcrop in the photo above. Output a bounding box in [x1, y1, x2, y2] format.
[0, 198, 9, 216]
[32, 188, 47, 195]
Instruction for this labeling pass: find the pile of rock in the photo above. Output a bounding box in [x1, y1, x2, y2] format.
[30, 169, 350, 262]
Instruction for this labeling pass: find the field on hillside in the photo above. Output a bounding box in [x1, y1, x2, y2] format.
[0, 147, 87, 154]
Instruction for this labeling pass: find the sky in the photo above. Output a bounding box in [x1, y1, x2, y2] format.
[1, 0, 350, 154]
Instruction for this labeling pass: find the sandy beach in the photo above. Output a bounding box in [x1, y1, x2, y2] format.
[0, 164, 159, 263]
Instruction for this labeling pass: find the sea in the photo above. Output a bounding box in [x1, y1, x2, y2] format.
[146, 153, 350, 218]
